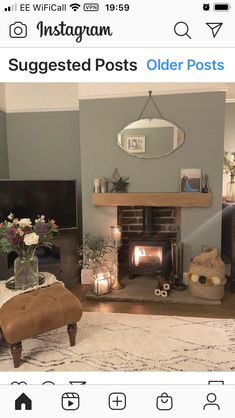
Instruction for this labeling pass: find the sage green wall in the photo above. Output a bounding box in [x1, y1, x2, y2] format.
[6, 111, 82, 231]
[7, 111, 80, 180]
[0, 110, 9, 178]
[79, 92, 225, 268]
[224, 103, 235, 149]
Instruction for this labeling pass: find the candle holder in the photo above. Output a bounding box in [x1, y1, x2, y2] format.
[171, 241, 187, 291]
[111, 225, 124, 290]
[91, 265, 111, 296]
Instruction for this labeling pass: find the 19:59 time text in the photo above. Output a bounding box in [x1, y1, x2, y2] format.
[105, 4, 130, 11]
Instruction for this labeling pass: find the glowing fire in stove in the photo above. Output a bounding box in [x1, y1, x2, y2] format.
[134, 246, 146, 266]
[134, 246, 163, 267]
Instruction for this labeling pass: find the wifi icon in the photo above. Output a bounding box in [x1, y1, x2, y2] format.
[70, 3, 81, 11]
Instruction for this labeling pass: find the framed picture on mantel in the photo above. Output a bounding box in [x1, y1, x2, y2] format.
[180, 168, 201, 192]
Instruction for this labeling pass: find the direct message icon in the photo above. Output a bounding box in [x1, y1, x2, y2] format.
[156, 392, 173, 411]
[62, 393, 80, 410]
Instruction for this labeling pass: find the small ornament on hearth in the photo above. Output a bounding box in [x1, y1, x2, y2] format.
[110, 168, 129, 193]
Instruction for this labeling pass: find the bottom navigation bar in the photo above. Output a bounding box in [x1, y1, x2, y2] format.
[0, 384, 234, 417]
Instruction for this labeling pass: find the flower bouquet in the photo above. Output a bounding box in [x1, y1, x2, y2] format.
[0, 214, 58, 290]
[224, 148, 235, 176]
[224, 149, 235, 202]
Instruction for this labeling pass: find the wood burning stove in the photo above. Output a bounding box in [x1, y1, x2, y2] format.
[129, 238, 170, 279]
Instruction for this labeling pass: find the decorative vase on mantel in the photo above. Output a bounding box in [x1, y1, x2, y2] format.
[226, 174, 235, 203]
[14, 252, 39, 290]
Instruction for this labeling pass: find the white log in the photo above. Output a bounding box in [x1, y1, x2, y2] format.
[163, 283, 170, 291]
[160, 290, 168, 298]
[157, 275, 171, 291]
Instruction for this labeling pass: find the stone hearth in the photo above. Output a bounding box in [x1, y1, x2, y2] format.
[86, 276, 221, 306]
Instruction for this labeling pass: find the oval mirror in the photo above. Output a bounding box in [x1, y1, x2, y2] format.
[117, 118, 185, 159]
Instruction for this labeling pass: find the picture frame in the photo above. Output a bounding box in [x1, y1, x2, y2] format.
[180, 168, 201, 192]
[125, 135, 146, 154]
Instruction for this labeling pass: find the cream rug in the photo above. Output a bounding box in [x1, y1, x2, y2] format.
[0, 312, 235, 371]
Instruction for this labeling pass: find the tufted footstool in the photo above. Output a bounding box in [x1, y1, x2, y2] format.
[0, 283, 83, 368]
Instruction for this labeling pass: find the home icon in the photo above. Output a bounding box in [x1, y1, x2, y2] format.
[15, 393, 32, 410]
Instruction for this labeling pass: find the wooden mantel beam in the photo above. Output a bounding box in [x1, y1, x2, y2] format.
[92, 192, 212, 208]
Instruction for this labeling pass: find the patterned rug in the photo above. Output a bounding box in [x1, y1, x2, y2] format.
[1, 312, 235, 371]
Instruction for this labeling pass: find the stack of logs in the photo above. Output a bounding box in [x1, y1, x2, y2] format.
[154, 275, 171, 298]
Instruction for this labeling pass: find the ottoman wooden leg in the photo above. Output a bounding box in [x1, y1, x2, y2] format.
[67, 323, 77, 347]
[11, 342, 22, 368]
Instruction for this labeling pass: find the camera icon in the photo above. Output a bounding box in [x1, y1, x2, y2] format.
[9, 22, 27, 38]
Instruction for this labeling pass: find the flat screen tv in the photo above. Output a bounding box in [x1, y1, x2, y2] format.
[0, 180, 77, 230]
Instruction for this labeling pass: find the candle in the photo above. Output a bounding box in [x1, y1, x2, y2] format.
[99, 279, 109, 294]
[94, 273, 110, 295]
[100, 179, 108, 193]
[111, 226, 122, 242]
[93, 179, 101, 193]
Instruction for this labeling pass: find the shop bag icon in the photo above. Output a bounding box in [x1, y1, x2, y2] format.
[156, 392, 173, 410]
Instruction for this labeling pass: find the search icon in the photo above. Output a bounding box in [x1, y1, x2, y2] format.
[174, 21, 192, 39]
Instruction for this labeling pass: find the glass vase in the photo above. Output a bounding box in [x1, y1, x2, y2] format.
[226, 174, 235, 203]
[14, 254, 39, 290]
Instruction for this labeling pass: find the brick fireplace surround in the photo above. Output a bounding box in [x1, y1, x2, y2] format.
[118, 206, 180, 270]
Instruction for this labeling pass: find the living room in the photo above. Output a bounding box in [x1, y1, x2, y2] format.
[0, 82, 235, 371]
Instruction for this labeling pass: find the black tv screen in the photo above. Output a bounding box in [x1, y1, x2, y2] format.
[0, 180, 77, 229]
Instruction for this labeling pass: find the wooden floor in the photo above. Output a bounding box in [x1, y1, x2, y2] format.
[70, 284, 235, 319]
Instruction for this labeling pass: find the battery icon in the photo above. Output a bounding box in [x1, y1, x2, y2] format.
[214, 3, 231, 10]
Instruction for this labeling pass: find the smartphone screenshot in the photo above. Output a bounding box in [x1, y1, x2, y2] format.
[0, 0, 235, 416]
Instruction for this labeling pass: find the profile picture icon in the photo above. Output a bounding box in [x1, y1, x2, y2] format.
[9, 22, 27, 38]
[203, 393, 220, 410]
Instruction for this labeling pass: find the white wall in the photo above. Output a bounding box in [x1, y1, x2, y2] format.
[3, 83, 235, 112]
[0, 84, 6, 111]
[4, 83, 79, 112]
[78, 82, 231, 100]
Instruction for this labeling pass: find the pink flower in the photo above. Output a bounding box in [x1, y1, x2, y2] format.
[12, 236, 22, 245]
[0, 223, 3, 229]
[50, 220, 58, 229]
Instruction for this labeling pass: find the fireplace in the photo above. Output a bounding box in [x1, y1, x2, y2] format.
[129, 238, 171, 279]
[117, 205, 180, 279]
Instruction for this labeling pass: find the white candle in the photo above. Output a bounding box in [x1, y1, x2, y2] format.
[94, 179, 101, 193]
[99, 280, 108, 294]
[111, 226, 122, 242]
[96, 273, 109, 294]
